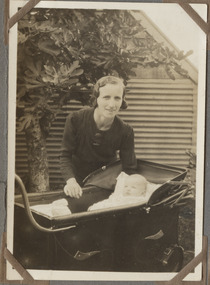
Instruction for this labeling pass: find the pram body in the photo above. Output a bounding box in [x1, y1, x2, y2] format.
[14, 159, 190, 272]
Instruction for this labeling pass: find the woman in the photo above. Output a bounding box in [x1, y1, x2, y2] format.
[60, 76, 137, 198]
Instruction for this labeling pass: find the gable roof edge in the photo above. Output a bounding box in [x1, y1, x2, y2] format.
[131, 10, 198, 84]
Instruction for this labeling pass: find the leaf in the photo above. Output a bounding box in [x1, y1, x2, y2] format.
[24, 76, 42, 85]
[25, 83, 45, 89]
[70, 68, 84, 77]
[35, 61, 42, 74]
[17, 114, 34, 132]
[18, 31, 28, 44]
[177, 50, 194, 60]
[42, 62, 83, 85]
[26, 60, 39, 77]
[63, 29, 74, 43]
[17, 87, 27, 100]
[165, 65, 176, 80]
[174, 65, 189, 79]
[185, 50, 194, 58]
[67, 78, 79, 85]
[67, 60, 80, 75]
[38, 39, 61, 56]
[35, 20, 58, 33]
[24, 58, 43, 80]
[43, 65, 55, 75]
[66, 46, 80, 57]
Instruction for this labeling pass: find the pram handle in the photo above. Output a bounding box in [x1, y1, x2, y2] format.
[15, 174, 76, 233]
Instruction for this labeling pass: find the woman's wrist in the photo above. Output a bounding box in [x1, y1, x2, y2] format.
[66, 177, 76, 184]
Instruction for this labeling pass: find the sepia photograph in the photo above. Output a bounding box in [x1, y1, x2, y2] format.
[7, 1, 206, 281]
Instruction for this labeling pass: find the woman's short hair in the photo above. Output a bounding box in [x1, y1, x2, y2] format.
[90, 76, 128, 109]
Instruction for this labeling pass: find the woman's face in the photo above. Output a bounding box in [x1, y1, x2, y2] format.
[96, 83, 123, 119]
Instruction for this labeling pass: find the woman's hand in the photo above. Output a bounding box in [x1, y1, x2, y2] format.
[64, 178, 82, 198]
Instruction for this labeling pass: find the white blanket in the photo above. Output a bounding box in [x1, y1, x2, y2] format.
[88, 172, 161, 211]
[30, 198, 71, 218]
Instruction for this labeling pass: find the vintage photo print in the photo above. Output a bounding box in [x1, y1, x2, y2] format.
[7, 1, 207, 281]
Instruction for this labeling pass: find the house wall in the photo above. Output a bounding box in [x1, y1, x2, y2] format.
[123, 78, 197, 165]
[132, 64, 184, 80]
[15, 77, 197, 189]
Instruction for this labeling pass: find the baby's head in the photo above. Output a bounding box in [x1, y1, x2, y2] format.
[123, 174, 147, 197]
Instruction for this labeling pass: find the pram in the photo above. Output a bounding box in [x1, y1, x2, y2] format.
[14, 159, 193, 272]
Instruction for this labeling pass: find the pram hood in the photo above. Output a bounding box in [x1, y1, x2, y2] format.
[83, 159, 188, 206]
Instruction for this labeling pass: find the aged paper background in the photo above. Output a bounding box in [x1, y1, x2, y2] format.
[0, 0, 209, 283]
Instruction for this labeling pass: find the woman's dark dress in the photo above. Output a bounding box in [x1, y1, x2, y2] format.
[60, 107, 137, 184]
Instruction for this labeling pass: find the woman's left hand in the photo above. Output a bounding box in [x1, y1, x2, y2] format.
[64, 177, 83, 198]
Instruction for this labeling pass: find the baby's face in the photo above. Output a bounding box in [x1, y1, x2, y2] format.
[123, 176, 146, 197]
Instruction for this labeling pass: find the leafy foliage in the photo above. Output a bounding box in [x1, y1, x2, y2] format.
[185, 150, 196, 194]
[17, 8, 191, 135]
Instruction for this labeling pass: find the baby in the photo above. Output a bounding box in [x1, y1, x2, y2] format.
[122, 174, 147, 198]
[88, 173, 148, 211]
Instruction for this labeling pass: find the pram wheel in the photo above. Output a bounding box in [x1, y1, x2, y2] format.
[157, 245, 184, 272]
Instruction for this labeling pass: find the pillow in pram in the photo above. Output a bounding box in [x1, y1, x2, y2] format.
[88, 172, 162, 211]
[30, 198, 72, 218]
